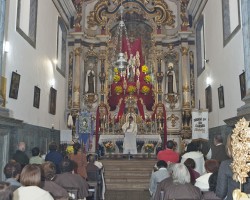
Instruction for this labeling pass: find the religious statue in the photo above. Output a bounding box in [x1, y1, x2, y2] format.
[166, 62, 177, 94]
[122, 116, 137, 155]
[85, 62, 95, 93]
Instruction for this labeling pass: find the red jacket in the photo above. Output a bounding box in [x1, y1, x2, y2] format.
[157, 149, 179, 163]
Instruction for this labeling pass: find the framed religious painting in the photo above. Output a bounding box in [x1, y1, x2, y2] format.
[205, 85, 212, 112]
[218, 86, 225, 108]
[239, 71, 246, 100]
[9, 71, 21, 99]
[49, 87, 57, 115]
[33, 86, 40, 108]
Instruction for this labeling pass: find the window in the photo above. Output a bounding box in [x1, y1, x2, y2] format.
[16, 0, 38, 48]
[56, 17, 67, 77]
[196, 15, 205, 77]
[222, 0, 241, 46]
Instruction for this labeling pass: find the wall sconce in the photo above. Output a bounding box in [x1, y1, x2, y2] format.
[50, 79, 55, 87]
[206, 77, 212, 86]
[4, 41, 10, 53]
[204, 59, 209, 63]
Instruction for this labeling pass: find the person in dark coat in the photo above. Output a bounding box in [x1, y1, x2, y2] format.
[12, 142, 29, 169]
[41, 161, 69, 199]
[45, 142, 63, 174]
[54, 158, 89, 199]
[216, 135, 250, 200]
[211, 134, 229, 162]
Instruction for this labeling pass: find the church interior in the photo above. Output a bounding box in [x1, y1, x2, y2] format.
[0, 0, 250, 199]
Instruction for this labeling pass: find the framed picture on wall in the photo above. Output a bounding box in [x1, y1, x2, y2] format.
[239, 71, 246, 100]
[218, 86, 225, 108]
[205, 85, 212, 112]
[33, 86, 40, 108]
[49, 87, 57, 115]
[9, 71, 21, 99]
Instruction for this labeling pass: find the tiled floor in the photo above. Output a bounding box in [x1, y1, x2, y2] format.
[105, 190, 151, 200]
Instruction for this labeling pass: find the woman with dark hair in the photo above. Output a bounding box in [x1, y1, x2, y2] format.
[0, 182, 13, 200]
[29, 147, 44, 164]
[41, 161, 69, 199]
[69, 142, 87, 179]
[13, 164, 53, 200]
[184, 158, 200, 184]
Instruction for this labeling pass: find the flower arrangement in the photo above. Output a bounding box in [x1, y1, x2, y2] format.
[104, 141, 115, 153]
[141, 65, 148, 74]
[66, 145, 74, 154]
[113, 74, 121, 82]
[114, 85, 122, 94]
[144, 143, 154, 153]
[144, 75, 151, 83]
[127, 85, 136, 94]
[114, 67, 119, 74]
[141, 85, 150, 94]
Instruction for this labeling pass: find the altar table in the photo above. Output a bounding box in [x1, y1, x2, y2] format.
[98, 134, 162, 154]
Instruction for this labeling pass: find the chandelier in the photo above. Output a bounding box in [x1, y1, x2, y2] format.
[112, 4, 131, 72]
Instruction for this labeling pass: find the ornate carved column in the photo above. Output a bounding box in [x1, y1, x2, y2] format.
[99, 50, 106, 103]
[73, 47, 82, 109]
[180, 39, 192, 136]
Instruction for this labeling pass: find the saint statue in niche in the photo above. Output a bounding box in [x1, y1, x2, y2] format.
[166, 62, 177, 94]
[85, 62, 95, 94]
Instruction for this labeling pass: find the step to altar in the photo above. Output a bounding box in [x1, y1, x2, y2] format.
[101, 158, 156, 191]
[102, 153, 157, 159]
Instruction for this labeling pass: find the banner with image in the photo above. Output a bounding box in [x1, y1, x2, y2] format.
[192, 110, 208, 140]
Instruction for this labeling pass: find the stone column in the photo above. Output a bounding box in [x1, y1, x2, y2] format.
[0, 0, 6, 107]
[237, 0, 250, 116]
[73, 47, 82, 109]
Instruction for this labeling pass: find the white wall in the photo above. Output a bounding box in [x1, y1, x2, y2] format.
[197, 0, 244, 128]
[3, 0, 67, 130]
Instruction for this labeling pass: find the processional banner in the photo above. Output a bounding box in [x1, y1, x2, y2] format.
[191, 110, 208, 140]
[76, 111, 94, 150]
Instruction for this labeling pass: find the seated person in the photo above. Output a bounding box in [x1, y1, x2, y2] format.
[157, 140, 179, 163]
[184, 158, 200, 185]
[122, 116, 137, 155]
[202, 171, 221, 199]
[13, 164, 54, 200]
[181, 141, 205, 175]
[149, 160, 169, 198]
[29, 147, 45, 165]
[195, 159, 220, 191]
[0, 181, 13, 200]
[87, 154, 103, 169]
[154, 163, 202, 200]
[54, 158, 89, 199]
[40, 161, 69, 199]
[3, 161, 22, 191]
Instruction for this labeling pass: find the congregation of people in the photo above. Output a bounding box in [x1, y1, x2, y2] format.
[0, 141, 104, 200]
[149, 135, 250, 200]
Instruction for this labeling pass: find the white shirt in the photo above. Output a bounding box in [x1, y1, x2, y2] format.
[13, 186, 54, 200]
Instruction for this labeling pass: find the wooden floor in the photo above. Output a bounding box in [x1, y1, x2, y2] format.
[105, 190, 151, 200]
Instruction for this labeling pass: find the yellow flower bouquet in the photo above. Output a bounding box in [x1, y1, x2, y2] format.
[127, 85, 136, 94]
[66, 145, 74, 154]
[104, 141, 115, 153]
[114, 67, 119, 74]
[114, 85, 122, 94]
[144, 75, 151, 83]
[144, 143, 154, 153]
[113, 74, 121, 82]
[141, 65, 148, 74]
[141, 85, 150, 94]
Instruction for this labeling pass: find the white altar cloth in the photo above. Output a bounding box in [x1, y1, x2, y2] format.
[98, 134, 162, 144]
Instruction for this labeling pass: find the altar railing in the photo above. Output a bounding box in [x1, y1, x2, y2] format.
[98, 134, 162, 154]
